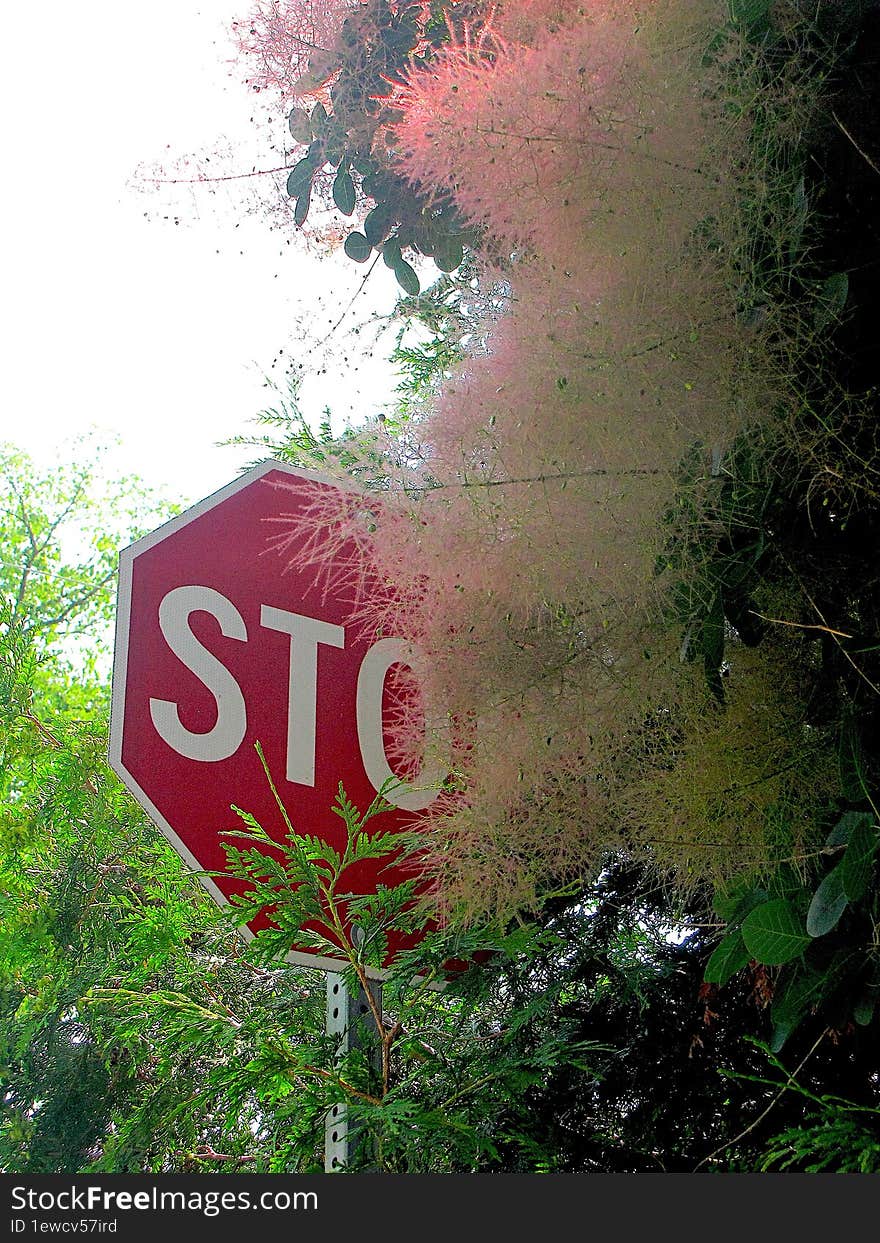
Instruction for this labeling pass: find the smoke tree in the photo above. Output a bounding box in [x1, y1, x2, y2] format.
[238, 0, 829, 920]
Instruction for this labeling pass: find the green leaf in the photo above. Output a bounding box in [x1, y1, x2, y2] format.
[824, 809, 871, 849]
[713, 882, 768, 924]
[769, 955, 851, 1051]
[294, 185, 311, 227]
[332, 169, 356, 216]
[393, 258, 420, 296]
[839, 816, 878, 902]
[805, 865, 848, 938]
[343, 232, 372, 262]
[853, 990, 876, 1027]
[286, 158, 314, 200]
[704, 930, 751, 985]
[382, 239, 402, 269]
[432, 234, 464, 273]
[838, 711, 865, 801]
[741, 899, 810, 965]
[309, 102, 328, 137]
[364, 203, 394, 247]
[728, 0, 772, 31]
[814, 271, 849, 332]
[287, 108, 312, 144]
[769, 964, 819, 1052]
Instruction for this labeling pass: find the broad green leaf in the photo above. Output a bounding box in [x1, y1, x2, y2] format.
[382, 239, 402, 269]
[393, 258, 420, 296]
[294, 185, 311, 227]
[838, 712, 865, 801]
[704, 930, 751, 985]
[432, 234, 464, 273]
[728, 0, 772, 30]
[713, 882, 768, 924]
[771, 970, 814, 1051]
[824, 809, 872, 849]
[364, 203, 394, 247]
[332, 169, 356, 216]
[840, 816, 878, 902]
[286, 158, 314, 200]
[343, 231, 372, 262]
[741, 899, 810, 965]
[853, 991, 876, 1027]
[806, 866, 848, 937]
[814, 271, 849, 332]
[309, 102, 328, 137]
[770, 955, 849, 1051]
[287, 108, 312, 144]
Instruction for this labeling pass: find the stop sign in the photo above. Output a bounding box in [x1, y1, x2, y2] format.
[109, 461, 443, 972]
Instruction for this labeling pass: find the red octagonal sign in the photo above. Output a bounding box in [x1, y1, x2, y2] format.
[109, 461, 442, 973]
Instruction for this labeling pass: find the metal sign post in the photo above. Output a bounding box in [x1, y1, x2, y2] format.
[325, 973, 383, 1172]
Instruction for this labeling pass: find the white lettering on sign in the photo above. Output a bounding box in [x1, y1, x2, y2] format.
[148, 587, 446, 809]
[260, 605, 345, 786]
[149, 585, 248, 762]
[356, 637, 446, 812]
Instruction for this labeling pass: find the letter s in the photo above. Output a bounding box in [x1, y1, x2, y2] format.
[149, 586, 247, 762]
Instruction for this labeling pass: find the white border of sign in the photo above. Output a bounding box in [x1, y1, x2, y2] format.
[108, 458, 393, 978]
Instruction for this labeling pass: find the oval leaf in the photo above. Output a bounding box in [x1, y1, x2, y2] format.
[853, 990, 876, 1027]
[287, 108, 312, 145]
[364, 203, 394, 247]
[814, 271, 849, 332]
[741, 899, 810, 965]
[294, 185, 311, 227]
[343, 231, 372, 263]
[286, 157, 314, 200]
[432, 234, 464, 273]
[393, 258, 420, 297]
[712, 883, 769, 924]
[332, 169, 356, 216]
[824, 808, 872, 849]
[309, 102, 328, 137]
[382, 239, 402, 269]
[806, 865, 848, 937]
[840, 816, 878, 902]
[704, 930, 751, 986]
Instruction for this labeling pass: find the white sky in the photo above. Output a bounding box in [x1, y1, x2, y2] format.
[1, 0, 405, 509]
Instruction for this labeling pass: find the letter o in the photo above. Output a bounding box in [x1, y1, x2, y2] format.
[356, 638, 448, 811]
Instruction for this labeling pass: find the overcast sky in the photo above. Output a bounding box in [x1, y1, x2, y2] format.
[1, 0, 403, 508]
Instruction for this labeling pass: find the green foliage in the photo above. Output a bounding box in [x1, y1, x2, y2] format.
[706, 774, 879, 1052]
[0, 609, 239, 1171]
[272, 1, 475, 289]
[741, 899, 812, 966]
[722, 1041, 880, 1172]
[0, 441, 168, 717]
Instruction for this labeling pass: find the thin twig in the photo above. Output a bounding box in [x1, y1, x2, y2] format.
[748, 610, 852, 639]
[693, 1029, 828, 1171]
[140, 164, 295, 186]
[316, 252, 383, 347]
[832, 111, 880, 178]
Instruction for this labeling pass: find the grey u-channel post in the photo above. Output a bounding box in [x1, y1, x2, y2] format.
[325, 972, 383, 1172]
